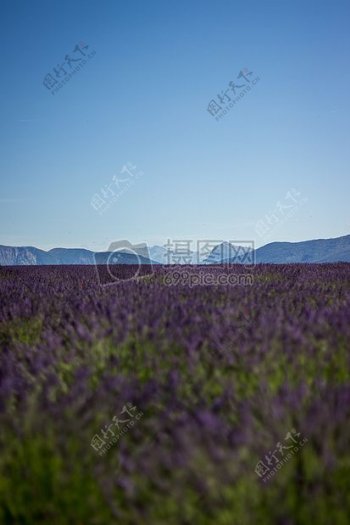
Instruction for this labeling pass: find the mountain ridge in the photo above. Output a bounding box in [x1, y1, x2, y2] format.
[1, 234, 350, 265]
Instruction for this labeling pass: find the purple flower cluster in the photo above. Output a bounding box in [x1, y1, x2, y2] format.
[0, 263, 349, 523]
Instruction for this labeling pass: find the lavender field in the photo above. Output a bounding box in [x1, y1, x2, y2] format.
[0, 264, 350, 524]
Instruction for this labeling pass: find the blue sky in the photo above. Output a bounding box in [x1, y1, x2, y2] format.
[0, 0, 349, 250]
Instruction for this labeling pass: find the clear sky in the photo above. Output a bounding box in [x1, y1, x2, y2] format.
[0, 0, 349, 251]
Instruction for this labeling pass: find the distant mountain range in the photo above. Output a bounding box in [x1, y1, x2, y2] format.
[253, 234, 350, 263]
[0, 246, 156, 266]
[0, 234, 350, 266]
[217, 235, 350, 264]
